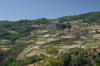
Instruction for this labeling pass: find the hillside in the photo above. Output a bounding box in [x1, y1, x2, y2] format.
[58, 11, 100, 23]
[0, 12, 100, 66]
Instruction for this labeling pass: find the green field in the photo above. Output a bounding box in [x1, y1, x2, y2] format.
[43, 50, 48, 54]
[82, 38, 90, 40]
[0, 45, 15, 48]
[72, 25, 79, 28]
[88, 27, 100, 30]
[0, 45, 9, 47]
[0, 42, 5, 44]
[17, 48, 32, 59]
[71, 21, 78, 24]
[36, 38, 46, 42]
[15, 39, 34, 44]
[79, 27, 88, 30]
[51, 38, 59, 41]
[82, 42, 100, 47]
[26, 40, 34, 44]
[15, 40, 27, 43]
[93, 34, 100, 38]
[19, 48, 32, 55]
[36, 38, 49, 42]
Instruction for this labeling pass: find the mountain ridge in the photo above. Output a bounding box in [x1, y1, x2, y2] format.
[0, 20, 11, 25]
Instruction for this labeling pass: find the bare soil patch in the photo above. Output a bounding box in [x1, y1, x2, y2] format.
[32, 45, 40, 49]
[93, 34, 100, 38]
[3, 29, 17, 33]
[0, 39, 10, 44]
[73, 41, 84, 44]
[35, 42, 46, 45]
[80, 36, 87, 39]
[43, 34, 51, 37]
[30, 25, 40, 27]
[25, 49, 45, 57]
[35, 35, 44, 37]
[60, 44, 81, 49]
[89, 30, 95, 33]
[88, 26, 100, 29]
[0, 39, 10, 43]
[1, 48, 10, 51]
[42, 30, 48, 33]
[8, 30, 17, 33]
[27, 45, 34, 48]
[61, 36, 75, 38]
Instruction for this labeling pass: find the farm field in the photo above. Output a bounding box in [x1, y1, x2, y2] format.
[93, 34, 100, 38]
[82, 42, 100, 47]
[0, 42, 5, 44]
[17, 48, 33, 59]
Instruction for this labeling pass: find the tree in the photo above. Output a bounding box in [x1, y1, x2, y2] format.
[40, 46, 60, 66]
[96, 52, 100, 58]
[46, 45, 59, 55]
[94, 57, 100, 66]
[95, 29, 98, 34]
[56, 23, 67, 29]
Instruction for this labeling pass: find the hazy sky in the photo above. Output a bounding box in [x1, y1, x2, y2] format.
[0, 0, 100, 21]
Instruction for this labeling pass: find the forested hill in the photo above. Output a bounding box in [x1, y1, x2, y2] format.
[0, 20, 11, 25]
[0, 11, 100, 25]
[58, 11, 100, 23]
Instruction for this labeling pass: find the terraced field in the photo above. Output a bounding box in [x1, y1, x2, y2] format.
[17, 48, 33, 59]
[0, 42, 5, 44]
[82, 42, 100, 47]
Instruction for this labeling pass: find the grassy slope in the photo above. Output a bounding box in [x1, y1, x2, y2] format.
[17, 48, 33, 59]
[0, 42, 5, 44]
[82, 42, 100, 47]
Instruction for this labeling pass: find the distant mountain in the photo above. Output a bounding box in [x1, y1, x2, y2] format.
[0, 20, 11, 25]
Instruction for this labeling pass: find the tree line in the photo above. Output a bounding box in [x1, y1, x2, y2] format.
[58, 11, 100, 23]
